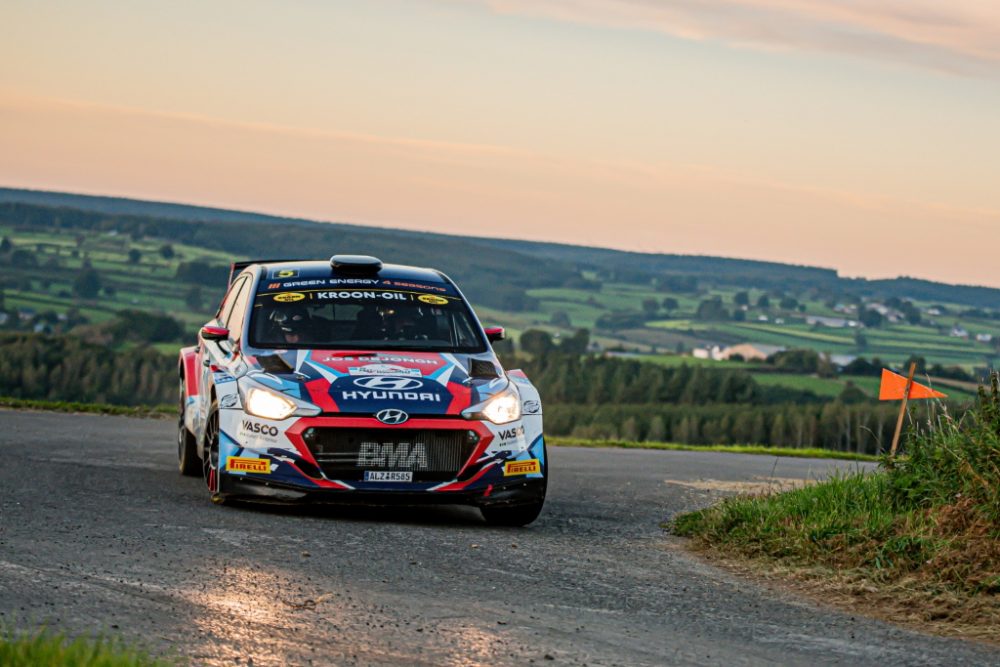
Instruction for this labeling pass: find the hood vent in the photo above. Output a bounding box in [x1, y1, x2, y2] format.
[256, 354, 294, 374]
[470, 359, 500, 378]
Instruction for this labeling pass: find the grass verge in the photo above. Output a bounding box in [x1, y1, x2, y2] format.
[0, 397, 172, 419]
[0, 627, 174, 666]
[672, 377, 1000, 640]
[549, 436, 877, 462]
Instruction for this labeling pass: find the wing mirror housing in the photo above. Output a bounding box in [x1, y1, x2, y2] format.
[200, 325, 229, 342]
[485, 326, 506, 343]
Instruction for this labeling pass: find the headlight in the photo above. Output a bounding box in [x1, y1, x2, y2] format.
[479, 385, 522, 425]
[245, 387, 297, 421]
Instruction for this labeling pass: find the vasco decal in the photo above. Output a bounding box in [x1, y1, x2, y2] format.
[504, 459, 541, 476]
[219, 394, 239, 408]
[497, 425, 525, 440]
[417, 294, 448, 305]
[213, 372, 236, 384]
[241, 419, 279, 437]
[226, 457, 271, 474]
[522, 400, 541, 414]
[274, 292, 305, 302]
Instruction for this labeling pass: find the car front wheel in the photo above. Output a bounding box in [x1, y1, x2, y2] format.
[201, 399, 227, 504]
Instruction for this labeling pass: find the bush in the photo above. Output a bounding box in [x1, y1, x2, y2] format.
[675, 374, 1000, 600]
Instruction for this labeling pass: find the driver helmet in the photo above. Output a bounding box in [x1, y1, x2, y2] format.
[271, 306, 310, 339]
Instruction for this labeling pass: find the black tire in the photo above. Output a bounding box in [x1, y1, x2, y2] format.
[480, 500, 546, 527]
[178, 376, 200, 477]
[202, 398, 227, 505]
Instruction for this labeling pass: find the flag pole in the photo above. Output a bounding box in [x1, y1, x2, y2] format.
[889, 361, 917, 457]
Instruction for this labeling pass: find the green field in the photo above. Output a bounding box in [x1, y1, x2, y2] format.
[3, 222, 999, 377]
[749, 373, 865, 398]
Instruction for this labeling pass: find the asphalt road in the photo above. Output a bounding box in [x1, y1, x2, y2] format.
[1, 410, 997, 666]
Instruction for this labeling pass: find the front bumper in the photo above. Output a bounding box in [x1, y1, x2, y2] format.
[221, 474, 546, 507]
[217, 414, 546, 505]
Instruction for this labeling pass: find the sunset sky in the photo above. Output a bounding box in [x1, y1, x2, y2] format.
[2, 0, 999, 286]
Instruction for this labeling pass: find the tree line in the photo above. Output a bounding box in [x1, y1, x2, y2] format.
[0, 333, 175, 406]
[544, 402, 913, 455]
[0, 331, 961, 454]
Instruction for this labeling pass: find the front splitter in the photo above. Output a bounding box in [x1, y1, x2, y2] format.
[221, 474, 546, 508]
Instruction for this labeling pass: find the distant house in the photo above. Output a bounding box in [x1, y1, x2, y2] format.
[926, 307, 942, 316]
[806, 315, 858, 328]
[865, 302, 903, 322]
[757, 315, 769, 322]
[868, 303, 890, 316]
[976, 333, 993, 343]
[720, 343, 784, 362]
[692, 345, 725, 361]
[951, 326, 969, 339]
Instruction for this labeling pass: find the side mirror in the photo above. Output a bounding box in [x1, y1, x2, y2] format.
[484, 326, 506, 343]
[200, 325, 229, 342]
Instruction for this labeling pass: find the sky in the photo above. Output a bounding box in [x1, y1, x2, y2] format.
[2, 0, 999, 286]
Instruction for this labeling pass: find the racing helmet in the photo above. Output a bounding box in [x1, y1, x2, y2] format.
[270, 305, 310, 337]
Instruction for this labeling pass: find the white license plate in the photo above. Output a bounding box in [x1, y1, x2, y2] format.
[363, 471, 413, 482]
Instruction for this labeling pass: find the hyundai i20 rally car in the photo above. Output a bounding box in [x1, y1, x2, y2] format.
[177, 255, 546, 525]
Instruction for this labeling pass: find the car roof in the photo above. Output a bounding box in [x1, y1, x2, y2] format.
[252, 260, 449, 285]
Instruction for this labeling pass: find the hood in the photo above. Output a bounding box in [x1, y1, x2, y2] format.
[241, 349, 507, 416]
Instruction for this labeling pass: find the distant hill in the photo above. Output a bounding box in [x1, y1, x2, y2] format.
[0, 187, 320, 227]
[1, 186, 998, 308]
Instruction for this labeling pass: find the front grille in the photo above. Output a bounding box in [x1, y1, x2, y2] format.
[306, 428, 479, 482]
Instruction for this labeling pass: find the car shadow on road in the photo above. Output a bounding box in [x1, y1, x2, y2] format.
[224, 498, 493, 528]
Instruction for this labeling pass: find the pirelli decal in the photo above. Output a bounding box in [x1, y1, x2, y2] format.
[503, 459, 541, 476]
[226, 457, 271, 474]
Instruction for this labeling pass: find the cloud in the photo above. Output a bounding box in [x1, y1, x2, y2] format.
[453, 0, 1000, 76]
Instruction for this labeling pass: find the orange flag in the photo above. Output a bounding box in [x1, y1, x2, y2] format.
[878, 369, 947, 401]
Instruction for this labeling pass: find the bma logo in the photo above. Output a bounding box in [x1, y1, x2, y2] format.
[353, 376, 424, 391]
[357, 442, 428, 469]
[242, 420, 279, 437]
[375, 408, 409, 425]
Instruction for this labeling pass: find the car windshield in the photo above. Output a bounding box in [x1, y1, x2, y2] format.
[249, 283, 486, 352]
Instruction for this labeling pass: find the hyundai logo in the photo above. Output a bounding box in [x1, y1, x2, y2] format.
[353, 376, 424, 391]
[375, 408, 409, 425]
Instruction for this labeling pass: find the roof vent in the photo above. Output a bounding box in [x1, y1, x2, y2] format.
[330, 255, 383, 273]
